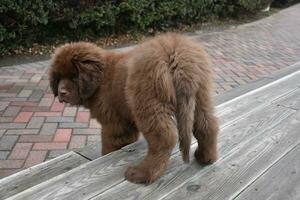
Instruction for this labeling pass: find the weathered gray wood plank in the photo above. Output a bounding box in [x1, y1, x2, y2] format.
[161, 111, 300, 200]
[92, 94, 297, 200]
[216, 70, 300, 126]
[7, 72, 300, 200]
[272, 86, 300, 110]
[0, 151, 89, 199]
[74, 142, 102, 160]
[234, 140, 300, 200]
[6, 141, 148, 200]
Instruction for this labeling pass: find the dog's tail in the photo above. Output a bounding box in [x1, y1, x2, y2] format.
[154, 69, 193, 163]
[173, 72, 198, 163]
[154, 61, 195, 163]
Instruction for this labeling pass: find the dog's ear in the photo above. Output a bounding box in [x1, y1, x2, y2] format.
[72, 56, 103, 99]
[49, 73, 60, 97]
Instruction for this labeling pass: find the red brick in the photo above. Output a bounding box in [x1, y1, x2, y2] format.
[22, 106, 49, 112]
[0, 93, 16, 97]
[9, 143, 32, 159]
[0, 160, 24, 169]
[51, 102, 65, 112]
[0, 83, 14, 90]
[19, 135, 52, 142]
[14, 112, 33, 123]
[69, 135, 86, 149]
[33, 142, 67, 150]
[34, 112, 61, 117]
[24, 151, 47, 168]
[10, 102, 38, 107]
[54, 129, 72, 142]
[76, 112, 90, 123]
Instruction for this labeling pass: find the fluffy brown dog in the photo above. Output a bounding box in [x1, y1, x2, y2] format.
[49, 33, 219, 184]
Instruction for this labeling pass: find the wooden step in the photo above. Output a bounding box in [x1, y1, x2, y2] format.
[161, 92, 300, 200]
[234, 136, 300, 200]
[95, 84, 300, 200]
[0, 151, 89, 199]
[5, 69, 300, 200]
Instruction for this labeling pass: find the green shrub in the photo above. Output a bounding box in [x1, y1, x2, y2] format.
[272, 0, 300, 7]
[213, 0, 273, 17]
[0, 0, 297, 54]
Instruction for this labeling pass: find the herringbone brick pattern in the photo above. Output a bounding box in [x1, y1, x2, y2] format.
[1, 4, 300, 178]
[200, 5, 300, 93]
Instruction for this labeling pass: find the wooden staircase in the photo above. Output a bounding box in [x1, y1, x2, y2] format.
[1, 67, 300, 200]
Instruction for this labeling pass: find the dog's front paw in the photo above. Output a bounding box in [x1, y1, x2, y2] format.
[125, 166, 152, 184]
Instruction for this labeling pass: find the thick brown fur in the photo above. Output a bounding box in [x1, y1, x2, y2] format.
[49, 33, 219, 184]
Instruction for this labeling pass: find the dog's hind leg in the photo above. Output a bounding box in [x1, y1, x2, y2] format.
[193, 89, 219, 165]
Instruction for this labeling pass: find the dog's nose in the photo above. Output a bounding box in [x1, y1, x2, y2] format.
[59, 89, 68, 96]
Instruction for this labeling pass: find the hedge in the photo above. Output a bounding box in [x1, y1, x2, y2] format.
[0, 0, 296, 54]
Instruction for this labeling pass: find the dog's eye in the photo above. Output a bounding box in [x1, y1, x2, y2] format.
[52, 75, 60, 83]
[81, 60, 97, 64]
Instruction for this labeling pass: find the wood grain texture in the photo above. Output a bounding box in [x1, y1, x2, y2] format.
[6, 141, 148, 200]
[93, 100, 296, 200]
[272, 87, 300, 110]
[0, 151, 89, 200]
[162, 111, 300, 200]
[75, 142, 102, 160]
[216, 70, 300, 126]
[234, 143, 300, 200]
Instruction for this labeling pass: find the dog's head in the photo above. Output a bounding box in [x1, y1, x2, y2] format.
[49, 42, 105, 105]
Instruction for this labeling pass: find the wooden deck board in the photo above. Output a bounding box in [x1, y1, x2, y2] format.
[6, 141, 148, 200]
[161, 108, 300, 200]
[74, 142, 102, 160]
[234, 140, 300, 200]
[272, 87, 300, 110]
[216, 70, 300, 126]
[0, 151, 89, 199]
[92, 90, 299, 200]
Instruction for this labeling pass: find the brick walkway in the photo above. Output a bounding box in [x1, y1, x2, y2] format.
[1, 4, 300, 178]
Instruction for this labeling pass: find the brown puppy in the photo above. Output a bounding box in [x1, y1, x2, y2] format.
[49, 33, 219, 184]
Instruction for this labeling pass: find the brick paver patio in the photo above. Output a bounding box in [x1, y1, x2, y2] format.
[1, 4, 300, 178]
